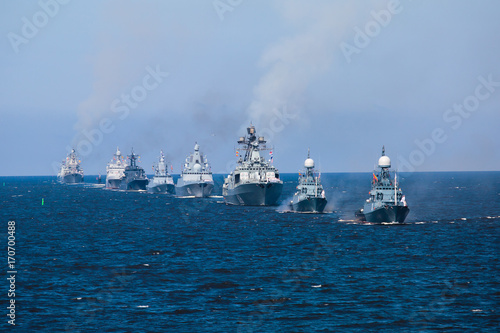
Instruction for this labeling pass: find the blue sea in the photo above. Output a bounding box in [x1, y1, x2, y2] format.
[1, 172, 499, 332]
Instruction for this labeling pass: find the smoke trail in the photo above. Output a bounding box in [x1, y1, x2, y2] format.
[72, 1, 166, 151]
[245, 0, 387, 130]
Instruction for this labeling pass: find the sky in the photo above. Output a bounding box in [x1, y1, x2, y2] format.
[1, 0, 499, 176]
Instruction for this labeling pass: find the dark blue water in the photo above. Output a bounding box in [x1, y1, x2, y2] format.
[1, 172, 499, 332]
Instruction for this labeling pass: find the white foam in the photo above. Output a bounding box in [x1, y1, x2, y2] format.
[312, 285, 322, 288]
[137, 305, 149, 308]
[472, 309, 483, 312]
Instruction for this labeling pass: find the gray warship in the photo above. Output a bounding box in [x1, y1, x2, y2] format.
[223, 124, 283, 205]
[175, 143, 214, 197]
[290, 149, 327, 213]
[118, 149, 149, 191]
[148, 150, 175, 194]
[57, 148, 84, 184]
[355, 146, 410, 223]
[106, 147, 126, 189]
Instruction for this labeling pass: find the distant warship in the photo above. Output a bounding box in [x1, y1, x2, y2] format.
[58, 149, 84, 184]
[223, 124, 283, 205]
[148, 150, 175, 194]
[355, 146, 409, 223]
[290, 149, 327, 213]
[106, 147, 126, 189]
[175, 143, 214, 197]
[119, 149, 149, 191]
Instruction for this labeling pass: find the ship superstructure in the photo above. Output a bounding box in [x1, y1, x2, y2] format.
[356, 146, 409, 223]
[148, 150, 175, 194]
[223, 124, 283, 205]
[119, 149, 149, 191]
[106, 147, 126, 189]
[58, 149, 84, 184]
[175, 143, 214, 197]
[290, 149, 327, 212]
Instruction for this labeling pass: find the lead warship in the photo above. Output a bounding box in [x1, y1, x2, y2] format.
[119, 149, 149, 191]
[106, 147, 126, 189]
[57, 149, 84, 184]
[223, 124, 283, 205]
[290, 149, 327, 213]
[355, 146, 410, 223]
[175, 143, 214, 197]
[148, 150, 175, 194]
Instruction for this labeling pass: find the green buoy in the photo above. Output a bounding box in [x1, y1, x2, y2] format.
[42, 198, 44, 206]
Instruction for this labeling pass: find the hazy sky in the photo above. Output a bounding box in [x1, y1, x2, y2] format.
[1, 0, 499, 176]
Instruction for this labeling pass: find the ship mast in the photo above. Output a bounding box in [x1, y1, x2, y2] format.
[239, 124, 269, 164]
[394, 173, 397, 205]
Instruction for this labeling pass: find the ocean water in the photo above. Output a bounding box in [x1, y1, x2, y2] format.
[1, 172, 499, 332]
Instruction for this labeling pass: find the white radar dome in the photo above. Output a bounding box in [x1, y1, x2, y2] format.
[378, 155, 391, 168]
[193, 163, 202, 172]
[304, 158, 314, 168]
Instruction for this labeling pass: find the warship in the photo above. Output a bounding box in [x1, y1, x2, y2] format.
[223, 124, 283, 205]
[290, 149, 327, 213]
[119, 149, 149, 191]
[106, 147, 126, 189]
[148, 150, 175, 194]
[355, 146, 410, 223]
[57, 149, 84, 184]
[175, 143, 214, 197]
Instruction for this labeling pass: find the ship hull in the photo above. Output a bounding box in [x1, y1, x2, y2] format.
[360, 205, 410, 223]
[61, 173, 83, 184]
[224, 182, 283, 206]
[106, 178, 122, 189]
[120, 179, 148, 191]
[291, 197, 327, 213]
[175, 182, 214, 198]
[148, 183, 175, 194]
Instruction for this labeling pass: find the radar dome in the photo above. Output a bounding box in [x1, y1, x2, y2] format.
[378, 155, 391, 168]
[304, 158, 314, 168]
[193, 163, 202, 172]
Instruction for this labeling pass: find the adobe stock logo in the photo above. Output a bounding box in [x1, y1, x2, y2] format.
[398, 74, 499, 173]
[73, 65, 169, 158]
[7, 0, 71, 54]
[213, 0, 243, 21]
[340, 0, 403, 63]
[51, 64, 168, 175]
